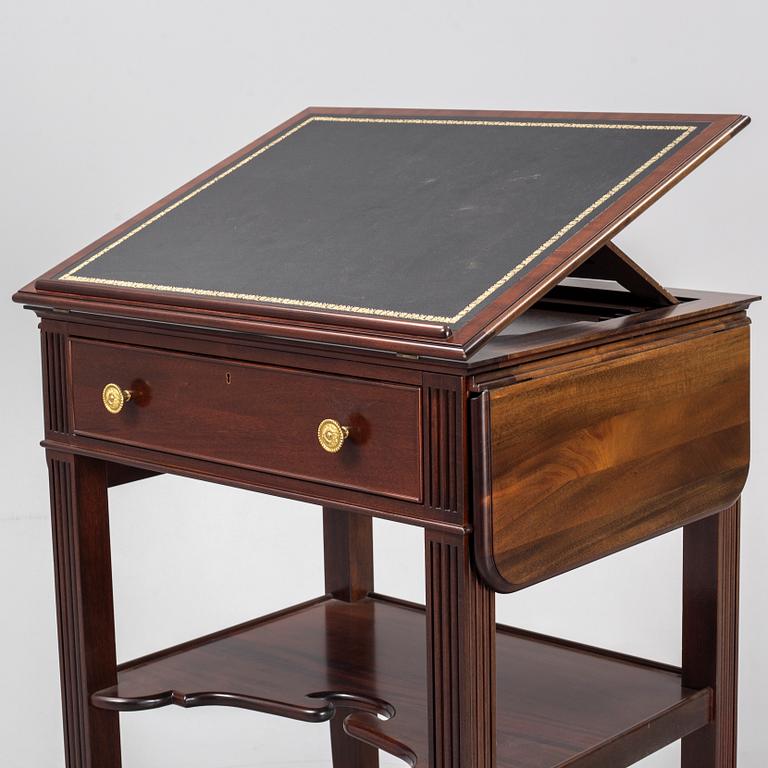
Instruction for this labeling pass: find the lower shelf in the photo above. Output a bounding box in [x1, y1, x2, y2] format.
[93, 595, 710, 767]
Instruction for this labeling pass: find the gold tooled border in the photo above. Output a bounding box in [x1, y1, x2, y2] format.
[60, 116, 697, 325]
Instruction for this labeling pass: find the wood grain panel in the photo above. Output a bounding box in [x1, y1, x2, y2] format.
[475, 326, 750, 592]
[70, 339, 422, 501]
[92, 594, 712, 768]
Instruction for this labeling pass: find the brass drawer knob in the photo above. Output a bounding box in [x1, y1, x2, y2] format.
[102, 383, 133, 414]
[317, 418, 349, 453]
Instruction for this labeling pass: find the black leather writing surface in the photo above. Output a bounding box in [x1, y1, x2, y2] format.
[57, 116, 704, 327]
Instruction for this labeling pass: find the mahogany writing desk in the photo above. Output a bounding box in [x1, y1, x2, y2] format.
[14, 108, 757, 768]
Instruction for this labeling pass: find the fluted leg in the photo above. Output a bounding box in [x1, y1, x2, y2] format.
[47, 451, 121, 767]
[425, 531, 495, 768]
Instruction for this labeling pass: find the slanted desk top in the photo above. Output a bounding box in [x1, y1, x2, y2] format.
[23, 107, 748, 359]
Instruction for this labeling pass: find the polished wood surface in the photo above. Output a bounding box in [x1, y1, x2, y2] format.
[34, 316, 480, 530]
[467, 288, 756, 373]
[331, 704, 380, 768]
[323, 508, 375, 602]
[22, 289, 753, 767]
[22, 285, 753, 768]
[323, 508, 379, 767]
[474, 326, 750, 592]
[569, 241, 677, 306]
[46, 452, 121, 767]
[425, 532, 495, 768]
[91, 595, 712, 768]
[70, 338, 422, 501]
[682, 502, 741, 767]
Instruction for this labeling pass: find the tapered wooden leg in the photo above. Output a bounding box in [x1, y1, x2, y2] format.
[425, 531, 495, 768]
[47, 451, 121, 768]
[681, 501, 740, 767]
[323, 507, 378, 768]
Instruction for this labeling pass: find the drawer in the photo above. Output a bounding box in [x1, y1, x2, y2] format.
[70, 340, 422, 501]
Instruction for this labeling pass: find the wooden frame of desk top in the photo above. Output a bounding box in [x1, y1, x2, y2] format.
[27, 287, 752, 768]
[25, 108, 749, 360]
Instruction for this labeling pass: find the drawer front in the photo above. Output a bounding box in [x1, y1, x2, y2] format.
[70, 340, 422, 501]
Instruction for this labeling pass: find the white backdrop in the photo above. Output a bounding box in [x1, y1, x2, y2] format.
[0, 1, 765, 766]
